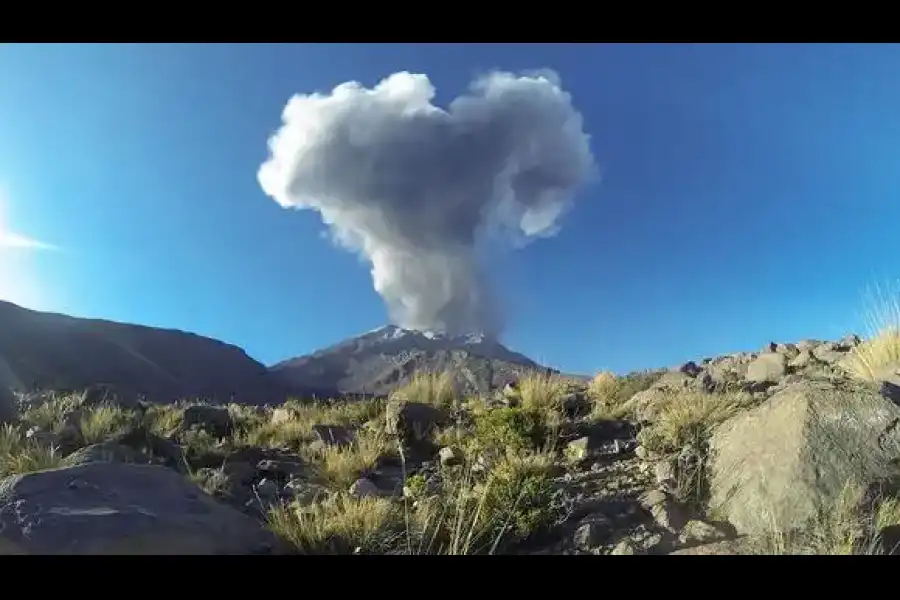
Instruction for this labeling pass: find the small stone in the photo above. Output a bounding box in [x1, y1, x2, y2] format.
[349, 477, 380, 498]
[639, 489, 668, 509]
[311, 424, 354, 447]
[438, 446, 462, 467]
[573, 516, 613, 551]
[746, 353, 787, 385]
[610, 539, 637, 555]
[635, 532, 664, 552]
[655, 459, 676, 487]
[634, 445, 649, 460]
[788, 349, 814, 369]
[678, 519, 730, 545]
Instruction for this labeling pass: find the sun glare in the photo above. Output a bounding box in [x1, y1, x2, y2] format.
[0, 186, 56, 310]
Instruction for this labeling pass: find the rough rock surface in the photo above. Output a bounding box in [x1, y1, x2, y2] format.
[0, 463, 282, 554]
[708, 379, 900, 536]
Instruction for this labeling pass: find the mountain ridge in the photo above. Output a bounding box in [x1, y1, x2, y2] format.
[0, 301, 560, 402]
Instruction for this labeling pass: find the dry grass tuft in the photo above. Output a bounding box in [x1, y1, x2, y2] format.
[0, 424, 64, 477]
[637, 390, 756, 454]
[268, 495, 402, 554]
[844, 282, 900, 380]
[390, 371, 458, 410]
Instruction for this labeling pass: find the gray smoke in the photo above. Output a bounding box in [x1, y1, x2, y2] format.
[257, 69, 596, 337]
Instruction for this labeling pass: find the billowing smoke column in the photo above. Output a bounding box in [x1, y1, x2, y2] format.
[258, 69, 596, 338]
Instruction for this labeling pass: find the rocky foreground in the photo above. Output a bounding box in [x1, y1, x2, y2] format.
[1, 333, 900, 554]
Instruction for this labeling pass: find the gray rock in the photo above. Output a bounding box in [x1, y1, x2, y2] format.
[181, 405, 233, 439]
[385, 400, 448, 445]
[745, 353, 786, 385]
[788, 349, 815, 369]
[348, 477, 380, 498]
[812, 342, 847, 364]
[668, 539, 746, 555]
[655, 459, 676, 488]
[256, 459, 305, 481]
[0, 463, 281, 554]
[678, 519, 730, 545]
[62, 442, 153, 468]
[311, 424, 354, 447]
[438, 446, 462, 467]
[708, 379, 900, 536]
[573, 515, 614, 551]
[610, 539, 637, 555]
[774, 343, 800, 360]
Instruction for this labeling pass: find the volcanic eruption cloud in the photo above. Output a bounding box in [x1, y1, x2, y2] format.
[257, 70, 596, 338]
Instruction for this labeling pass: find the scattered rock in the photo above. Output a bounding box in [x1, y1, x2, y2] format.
[438, 446, 462, 467]
[678, 519, 730, 545]
[349, 477, 380, 498]
[311, 424, 354, 447]
[181, 405, 233, 439]
[385, 400, 448, 445]
[610, 539, 637, 555]
[654, 459, 676, 489]
[788, 349, 815, 369]
[256, 459, 305, 482]
[668, 539, 746, 555]
[573, 514, 614, 551]
[708, 379, 900, 536]
[0, 463, 282, 554]
[62, 442, 153, 468]
[745, 353, 786, 386]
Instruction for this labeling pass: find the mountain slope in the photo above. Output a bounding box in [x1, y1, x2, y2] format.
[0, 301, 281, 404]
[269, 325, 555, 397]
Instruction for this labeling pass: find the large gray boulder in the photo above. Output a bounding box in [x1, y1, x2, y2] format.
[0, 462, 282, 554]
[708, 379, 900, 536]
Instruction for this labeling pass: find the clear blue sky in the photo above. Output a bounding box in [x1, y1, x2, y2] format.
[2, 43, 899, 375]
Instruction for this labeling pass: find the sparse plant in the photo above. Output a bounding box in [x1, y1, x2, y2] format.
[20, 392, 80, 433]
[0, 423, 64, 477]
[844, 281, 900, 380]
[391, 371, 458, 410]
[471, 406, 551, 455]
[143, 404, 184, 437]
[588, 369, 663, 421]
[303, 430, 393, 491]
[79, 403, 135, 444]
[267, 494, 403, 554]
[637, 390, 755, 454]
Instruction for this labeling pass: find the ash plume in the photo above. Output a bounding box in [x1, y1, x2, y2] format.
[257, 69, 596, 337]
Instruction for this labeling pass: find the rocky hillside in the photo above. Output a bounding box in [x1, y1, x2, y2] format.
[270, 324, 556, 398]
[0, 301, 281, 405]
[1, 328, 900, 555]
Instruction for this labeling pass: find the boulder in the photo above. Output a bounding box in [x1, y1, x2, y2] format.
[708, 380, 900, 536]
[181, 405, 233, 439]
[745, 353, 787, 386]
[0, 462, 282, 554]
[385, 400, 448, 445]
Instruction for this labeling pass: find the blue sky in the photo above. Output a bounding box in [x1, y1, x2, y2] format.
[1, 43, 900, 375]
